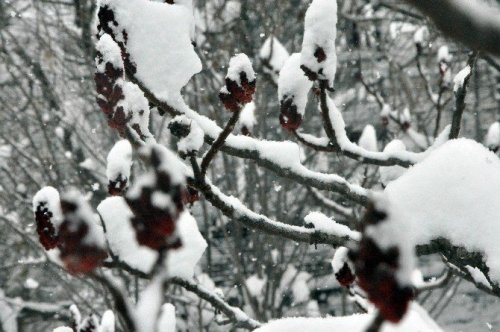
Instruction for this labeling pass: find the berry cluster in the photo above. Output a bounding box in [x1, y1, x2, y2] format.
[334, 262, 356, 287]
[34, 201, 59, 250]
[126, 145, 184, 250]
[219, 71, 256, 112]
[58, 191, 108, 275]
[279, 95, 303, 131]
[108, 174, 128, 196]
[94, 48, 128, 136]
[349, 203, 414, 323]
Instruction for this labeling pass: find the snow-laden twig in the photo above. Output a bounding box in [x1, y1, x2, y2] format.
[449, 52, 478, 139]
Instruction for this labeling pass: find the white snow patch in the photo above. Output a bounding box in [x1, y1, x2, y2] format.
[278, 53, 313, 116]
[106, 140, 133, 183]
[301, 0, 338, 88]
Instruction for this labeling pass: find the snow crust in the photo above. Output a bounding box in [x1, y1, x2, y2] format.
[98, 0, 201, 104]
[254, 303, 441, 331]
[278, 53, 313, 116]
[384, 139, 500, 282]
[106, 140, 133, 183]
[301, 0, 337, 88]
[121, 82, 152, 140]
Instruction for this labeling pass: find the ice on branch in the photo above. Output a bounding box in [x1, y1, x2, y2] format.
[168, 116, 204, 156]
[33, 186, 62, 250]
[380, 140, 407, 186]
[97, 0, 201, 106]
[331, 246, 355, 287]
[254, 302, 441, 331]
[304, 211, 360, 240]
[383, 139, 500, 281]
[58, 189, 107, 275]
[485, 121, 500, 152]
[413, 26, 428, 53]
[300, 0, 338, 88]
[219, 53, 256, 112]
[358, 125, 378, 152]
[238, 101, 256, 136]
[259, 36, 290, 76]
[278, 53, 313, 130]
[126, 144, 186, 250]
[106, 140, 133, 195]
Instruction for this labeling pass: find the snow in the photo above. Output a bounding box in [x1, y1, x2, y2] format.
[32, 186, 63, 228]
[383, 139, 500, 282]
[379, 140, 407, 186]
[121, 82, 152, 141]
[486, 122, 500, 150]
[331, 246, 351, 274]
[167, 210, 207, 279]
[157, 303, 176, 332]
[106, 140, 133, 184]
[437, 45, 452, 63]
[98, 197, 206, 278]
[226, 53, 256, 84]
[53, 328, 73, 332]
[304, 211, 360, 240]
[358, 125, 378, 152]
[98, 0, 201, 104]
[465, 266, 492, 290]
[97, 197, 156, 272]
[453, 65, 471, 93]
[61, 189, 106, 248]
[100, 310, 115, 332]
[24, 278, 39, 289]
[171, 116, 204, 155]
[136, 278, 163, 332]
[254, 303, 442, 331]
[238, 101, 256, 133]
[259, 36, 289, 73]
[246, 275, 266, 297]
[278, 53, 313, 116]
[95, 34, 123, 72]
[325, 98, 442, 164]
[301, 0, 338, 88]
[413, 26, 428, 44]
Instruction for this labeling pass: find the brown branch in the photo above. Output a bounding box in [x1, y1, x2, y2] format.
[200, 110, 241, 177]
[449, 52, 478, 139]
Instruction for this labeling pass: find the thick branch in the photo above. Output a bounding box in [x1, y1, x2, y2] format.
[404, 0, 500, 56]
